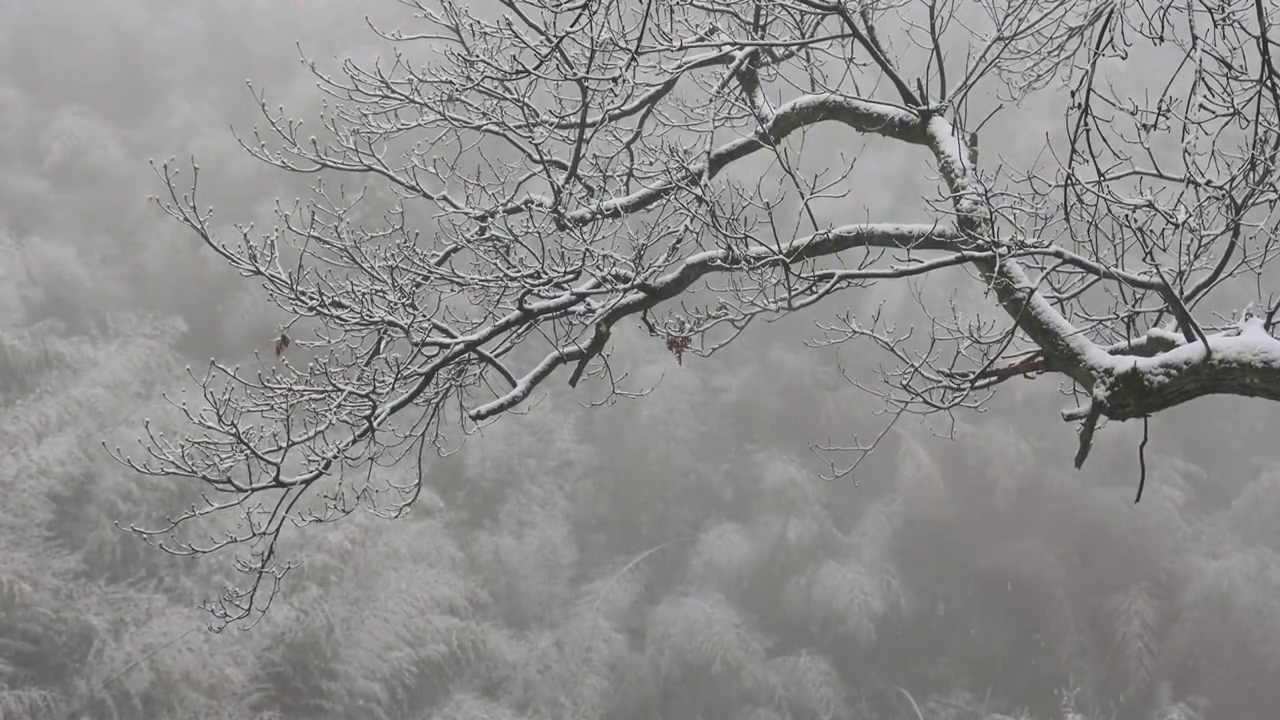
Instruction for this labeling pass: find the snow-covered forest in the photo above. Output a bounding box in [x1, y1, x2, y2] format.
[3, 1, 1280, 719]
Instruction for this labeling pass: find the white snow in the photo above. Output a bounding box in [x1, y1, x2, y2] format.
[1088, 317, 1280, 392]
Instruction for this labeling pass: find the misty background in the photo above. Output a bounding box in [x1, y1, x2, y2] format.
[2, 1, 1279, 719]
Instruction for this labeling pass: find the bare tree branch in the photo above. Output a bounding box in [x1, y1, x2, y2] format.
[121, 0, 1280, 626]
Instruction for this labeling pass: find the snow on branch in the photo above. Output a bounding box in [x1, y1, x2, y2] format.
[123, 0, 1280, 625]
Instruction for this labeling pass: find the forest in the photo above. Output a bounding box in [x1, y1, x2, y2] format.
[2, 1, 1280, 719]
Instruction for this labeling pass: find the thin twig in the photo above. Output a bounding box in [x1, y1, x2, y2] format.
[1135, 416, 1150, 503]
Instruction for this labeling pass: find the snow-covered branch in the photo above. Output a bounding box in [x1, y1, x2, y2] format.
[127, 0, 1280, 625]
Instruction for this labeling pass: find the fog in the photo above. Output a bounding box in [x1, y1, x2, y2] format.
[2, 2, 1279, 719]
